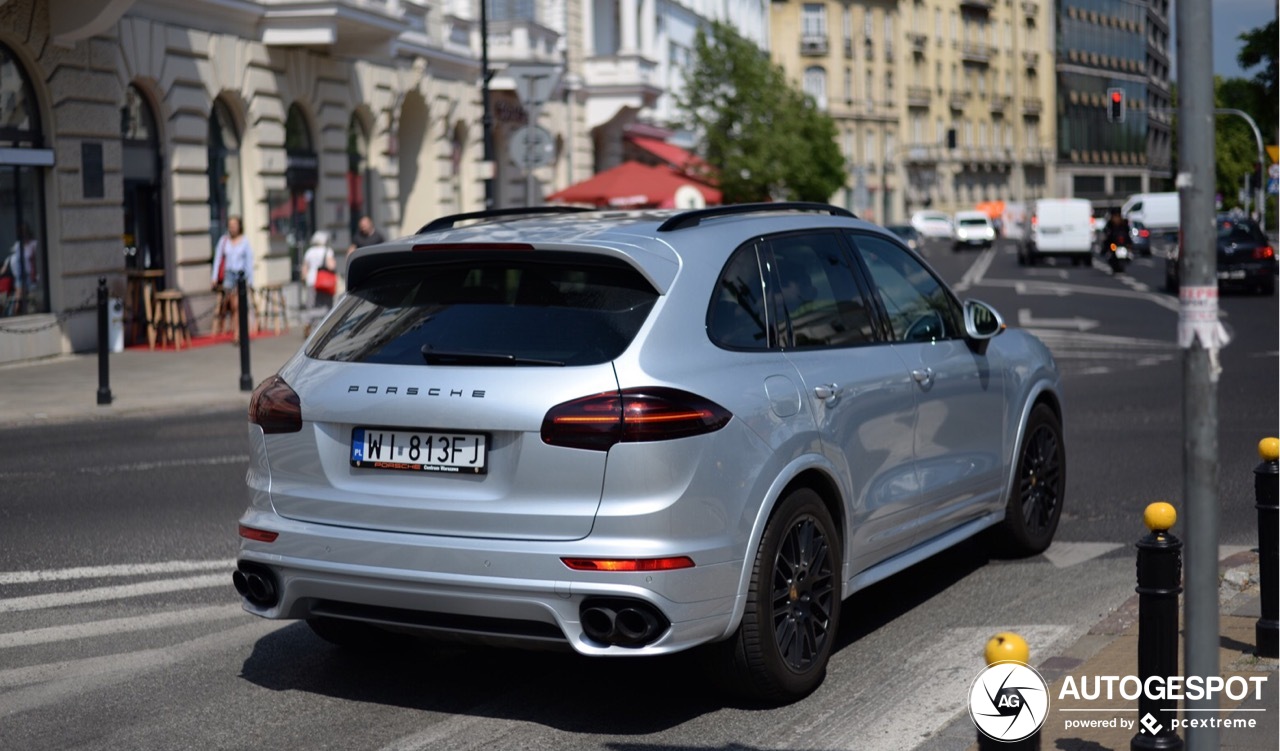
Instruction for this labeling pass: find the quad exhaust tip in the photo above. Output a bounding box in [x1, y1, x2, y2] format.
[232, 563, 279, 609]
[580, 598, 669, 647]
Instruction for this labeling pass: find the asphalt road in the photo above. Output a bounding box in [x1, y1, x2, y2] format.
[0, 237, 1274, 750]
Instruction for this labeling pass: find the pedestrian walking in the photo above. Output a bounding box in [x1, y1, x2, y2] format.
[211, 216, 254, 343]
[345, 215, 385, 267]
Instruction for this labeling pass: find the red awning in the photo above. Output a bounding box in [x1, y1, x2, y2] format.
[546, 161, 722, 209]
[626, 136, 713, 180]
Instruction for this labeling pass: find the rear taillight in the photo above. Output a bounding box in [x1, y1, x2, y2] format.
[1255, 246, 1275, 260]
[561, 556, 695, 571]
[541, 387, 732, 451]
[1139, 229, 1150, 238]
[249, 375, 302, 434]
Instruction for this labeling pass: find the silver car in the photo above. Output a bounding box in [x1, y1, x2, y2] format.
[234, 203, 1065, 703]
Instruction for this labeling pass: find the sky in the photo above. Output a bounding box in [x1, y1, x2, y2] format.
[1209, 0, 1276, 79]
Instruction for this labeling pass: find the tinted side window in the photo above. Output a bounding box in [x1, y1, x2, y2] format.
[851, 234, 962, 343]
[708, 245, 769, 350]
[768, 232, 875, 348]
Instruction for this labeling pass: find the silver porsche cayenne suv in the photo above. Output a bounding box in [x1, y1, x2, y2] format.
[234, 203, 1065, 703]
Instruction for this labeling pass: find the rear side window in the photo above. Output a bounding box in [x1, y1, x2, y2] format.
[307, 254, 657, 366]
[768, 232, 876, 348]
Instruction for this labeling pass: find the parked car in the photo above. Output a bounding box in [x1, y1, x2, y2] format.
[952, 210, 996, 250]
[1019, 198, 1094, 266]
[234, 202, 1066, 704]
[1164, 216, 1277, 295]
[911, 210, 955, 239]
[885, 223, 922, 252]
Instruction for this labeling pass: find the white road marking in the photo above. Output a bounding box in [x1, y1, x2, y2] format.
[0, 559, 236, 585]
[0, 620, 287, 718]
[979, 277, 1181, 312]
[1017, 309, 1100, 331]
[953, 246, 999, 292]
[1042, 542, 1125, 569]
[0, 604, 246, 649]
[0, 573, 229, 613]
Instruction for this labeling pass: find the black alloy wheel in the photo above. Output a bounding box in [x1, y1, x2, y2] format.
[994, 404, 1065, 556]
[721, 487, 841, 703]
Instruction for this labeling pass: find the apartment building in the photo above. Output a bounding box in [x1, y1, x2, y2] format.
[771, 0, 1056, 223]
[1052, 0, 1174, 204]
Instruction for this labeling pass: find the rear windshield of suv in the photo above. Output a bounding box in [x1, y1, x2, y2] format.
[306, 253, 658, 366]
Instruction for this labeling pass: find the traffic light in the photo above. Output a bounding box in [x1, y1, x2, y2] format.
[1107, 88, 1125, 123]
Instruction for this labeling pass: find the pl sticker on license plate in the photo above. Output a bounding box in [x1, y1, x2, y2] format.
[351, 427, 488, 474]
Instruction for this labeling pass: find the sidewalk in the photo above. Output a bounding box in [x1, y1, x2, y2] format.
[937, 549, 1278, 751]
[0, 330, 307, 428]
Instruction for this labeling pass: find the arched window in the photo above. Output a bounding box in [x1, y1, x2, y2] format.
[122, 85, 165, 275]
[0, 43, 49, 318]
[208, 100, 242, 250]
[279, 104, 316, 280]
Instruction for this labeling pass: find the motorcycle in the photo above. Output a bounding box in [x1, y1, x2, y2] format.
[1105, 241, 1131, 273]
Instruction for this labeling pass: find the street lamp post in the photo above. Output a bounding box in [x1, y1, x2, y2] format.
[480, 0, 495, 210]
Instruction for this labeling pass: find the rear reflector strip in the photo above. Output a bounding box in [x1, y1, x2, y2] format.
[238, 525, 279, 543]
[561, 556, 695, 572]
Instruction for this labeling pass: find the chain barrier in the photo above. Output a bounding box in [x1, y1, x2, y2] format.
[0, 292, 98, 334]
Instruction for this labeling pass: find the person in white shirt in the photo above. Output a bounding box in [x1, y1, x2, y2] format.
[211, 216, 254, 343]
[301, 230, 337, 310]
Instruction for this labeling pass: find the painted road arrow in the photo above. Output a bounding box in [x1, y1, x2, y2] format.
[1017, 308, 1101, 331]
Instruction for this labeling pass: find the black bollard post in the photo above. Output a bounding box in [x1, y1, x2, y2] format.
[96, 277, 112, 405]
[1131, 503, 1183, 751]
[237, 273, 252, 392]
[1256, 437, 1278, 658]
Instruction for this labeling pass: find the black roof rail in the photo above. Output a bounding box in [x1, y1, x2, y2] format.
[418, 206, 594, 234]
[656, 202, 856, 232]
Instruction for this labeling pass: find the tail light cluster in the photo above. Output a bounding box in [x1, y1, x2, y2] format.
[1255, 246, 1275, 260]
[249, 375, 302, 433]
[541, 387, 732, 451]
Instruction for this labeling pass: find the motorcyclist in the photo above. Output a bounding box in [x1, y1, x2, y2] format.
[1101, 208, 1131, 251]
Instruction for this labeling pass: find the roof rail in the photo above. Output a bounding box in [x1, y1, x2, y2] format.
[656, 202, 856, 232]
[418, 206, 594, 234]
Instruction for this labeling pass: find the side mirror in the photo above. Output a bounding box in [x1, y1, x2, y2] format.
[963, 299, 1005, 342]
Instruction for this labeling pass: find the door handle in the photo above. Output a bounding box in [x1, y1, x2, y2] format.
[813, 383, 841, 402]
[911, 368, 934, 389]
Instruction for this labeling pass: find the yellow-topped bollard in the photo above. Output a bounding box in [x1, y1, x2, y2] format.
[1259, 436, 1279, 463]
[984, 631, 1030, 666]
[1143, 501, 1177, 533]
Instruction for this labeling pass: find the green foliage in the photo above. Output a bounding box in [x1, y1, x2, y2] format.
[675, 22, 846, 204]
[1205, 20, 1278, 228]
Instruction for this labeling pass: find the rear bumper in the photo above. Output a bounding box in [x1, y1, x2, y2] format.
[235, 508, 742, 656]
[1216, 260, 1277, 284]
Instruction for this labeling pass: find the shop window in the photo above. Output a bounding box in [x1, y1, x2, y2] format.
[0, 43, 49, 318]
[208, 99, 243, 251]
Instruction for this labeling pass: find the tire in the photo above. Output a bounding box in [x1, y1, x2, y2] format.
[992, 404, 1065, 557]
[720, 487, 841, 704]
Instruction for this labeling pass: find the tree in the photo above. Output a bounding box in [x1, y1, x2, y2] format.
[675, 22, 845, 204]
[1236, 20, 1278, 129]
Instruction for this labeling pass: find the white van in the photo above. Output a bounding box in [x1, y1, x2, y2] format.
[1019, 198, 1094, 266]
[1122, 192, 1179, 229]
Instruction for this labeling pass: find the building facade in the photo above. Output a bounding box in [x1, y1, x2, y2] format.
[1052, 0, 1174, 205]
[0, 0, 588, 364]
[770, 0, 1057, 223]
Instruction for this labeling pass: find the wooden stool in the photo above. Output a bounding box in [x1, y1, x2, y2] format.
[151, 289, 192, 349]
[126, 270, 163, 347]
[257, 284, 288, 334]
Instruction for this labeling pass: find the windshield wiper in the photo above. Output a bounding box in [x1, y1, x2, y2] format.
[421, 346, 565, 366]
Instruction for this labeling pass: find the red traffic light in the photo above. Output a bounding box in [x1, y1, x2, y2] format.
[1111, 91, 1122, 103]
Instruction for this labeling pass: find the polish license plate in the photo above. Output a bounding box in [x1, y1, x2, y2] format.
[351, 427, 488, 474]
[1218, 270, 1246, 280]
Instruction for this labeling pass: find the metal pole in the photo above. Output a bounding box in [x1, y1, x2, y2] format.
[1256, 437, 1279, 658]
[237, 274, 252, 392]
[96, 277, 112, 406]
[480, 0, 495, 210]
[1176, 0, 1219, 748]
